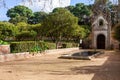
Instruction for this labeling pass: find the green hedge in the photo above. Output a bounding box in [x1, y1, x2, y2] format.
[10, 41, 78, 53]
[10, 41, 55, 53]
[45, 42, 56, 49]
[64, 42, 78, 48]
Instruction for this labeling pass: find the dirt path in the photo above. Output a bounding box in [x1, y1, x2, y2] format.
[0, 50, 120, 80]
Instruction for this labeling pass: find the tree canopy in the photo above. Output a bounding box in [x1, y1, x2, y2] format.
[41, 8, 83, 48]
[66, 3, 92, 25]
[15, 22, 37, 40]
[0, 22, 18, 40]
[113, 23, 120, 42]
[28, 11, 48, 24]
[6, 5, 33, 24]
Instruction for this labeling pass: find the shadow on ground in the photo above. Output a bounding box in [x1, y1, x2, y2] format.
[71, 51, 120, 80]
[49, 51, 120, 80]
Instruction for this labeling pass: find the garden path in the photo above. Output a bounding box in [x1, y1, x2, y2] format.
[0, 50, 120, 80]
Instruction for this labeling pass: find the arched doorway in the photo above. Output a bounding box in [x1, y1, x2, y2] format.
[97, 34, 105, 49]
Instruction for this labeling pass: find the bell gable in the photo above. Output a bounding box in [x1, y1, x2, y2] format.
[92, 15, 108, 30]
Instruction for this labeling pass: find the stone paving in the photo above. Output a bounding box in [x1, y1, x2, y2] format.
[0, 49, 120, 80]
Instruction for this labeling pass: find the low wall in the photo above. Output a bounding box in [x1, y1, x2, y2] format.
[0, 52, 31, 62]
[0, 48, 78, 62]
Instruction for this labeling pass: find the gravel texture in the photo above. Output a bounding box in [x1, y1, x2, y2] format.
[0, 50, 120, 80]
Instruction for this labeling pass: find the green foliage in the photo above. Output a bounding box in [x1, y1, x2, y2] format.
[10, 41, 77, 53]
[113, 23, 120, 42]
[72, 26, 86, 38]
[9, 16, 28, 24]
[65, 42, 78, 48]
[66, 3, 92, 25]
[28, 11, 48, 24]
[15, 31, 37, 41]
[80, 25, 91, 37]
[10, 41, 49, 53]
[45, 42, 56, 49]
[6, 5, 33, 24]
[31, 45, 42, 53]
[66, 4, 92, 38]
[7, 5, 33, 18]
[41, 8, 80, 43]
[0, 40, 9, 45]
[15, 22, 37, 40]
[0, 22, 18, 40]
[16, 22, 28, 31]
[66, 6, 75, 12]
[30, 24, 42, 39]
[73, 3, 91, 16]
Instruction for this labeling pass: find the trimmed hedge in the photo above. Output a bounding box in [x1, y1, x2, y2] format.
[10, 41, 78, 53]
[64, 42, 78, 48]
[10, 41, 55, 53]
[45, 42, 56, 49]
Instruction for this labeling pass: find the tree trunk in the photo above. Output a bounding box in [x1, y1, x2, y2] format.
[56, 41, 59, 49]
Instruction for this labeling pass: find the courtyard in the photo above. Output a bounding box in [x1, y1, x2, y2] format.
[0, 50, 120, 80]
[0, 0, 120, 80]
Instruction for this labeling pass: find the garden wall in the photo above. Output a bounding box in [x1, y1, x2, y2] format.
[0, 45, 10, 55]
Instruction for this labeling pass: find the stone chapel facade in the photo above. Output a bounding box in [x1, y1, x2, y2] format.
[91, 0, 120, 50]
[91, 15, 111, 49]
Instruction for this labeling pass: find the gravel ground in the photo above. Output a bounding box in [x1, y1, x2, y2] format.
[0, 50, 120, 80]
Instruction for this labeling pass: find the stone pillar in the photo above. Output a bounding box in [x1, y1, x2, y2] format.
[0, 45, 10, 54]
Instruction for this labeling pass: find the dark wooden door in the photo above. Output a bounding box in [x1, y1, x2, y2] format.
[97, 34, 105, 49]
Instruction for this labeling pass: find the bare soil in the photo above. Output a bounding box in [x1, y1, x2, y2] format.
[0, 50, 120, 80]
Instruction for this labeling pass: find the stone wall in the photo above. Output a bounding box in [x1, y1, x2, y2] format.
[0, 45, 10, 55]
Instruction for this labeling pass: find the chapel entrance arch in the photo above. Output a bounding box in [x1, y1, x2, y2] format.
[97, 34, 105, 49]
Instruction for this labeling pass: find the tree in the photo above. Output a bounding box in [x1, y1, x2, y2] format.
[15, 30, 37, 41]
[66, 3, 92, 38]
[0, 22, 18, 40]
[113, 23, 120, 42]
[41, 8, 80, 48]
[9, 16, 28, 24]
[30, 23, 42, 40]
[93, 0, 110, 17]
[6, 5, 33, 24]
[66, 3, 92, 25]
[15, 22, 37, 41]
[28, 11, 48, 24]
[58, 23, 89, 43]
[65, 5, 75, 12]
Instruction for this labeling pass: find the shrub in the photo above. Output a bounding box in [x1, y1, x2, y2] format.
[10, 41, 78, 53]
[45, 42, 56, 49]
[65, 42, 78, 48]
[0, 40, 9, 45]
[113, 23, 120, 42]
[10, 41, 55, 53]
[16, 31, 37, 41]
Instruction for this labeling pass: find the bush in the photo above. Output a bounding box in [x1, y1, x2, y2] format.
[10, 41, 55, 53]
[113, 23, 120, 42]
[0, 40, 9, 45]
[65, 42, 78, 48]
[16, 31, 37, 41]
[10, 41, 78, 53]
[45, 42, 56, 49]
